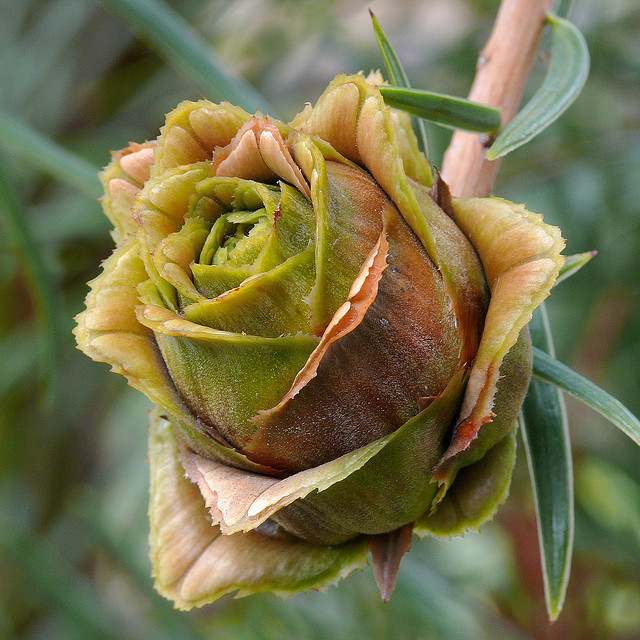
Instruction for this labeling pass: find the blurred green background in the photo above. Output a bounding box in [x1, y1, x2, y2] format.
[0, 0, 639, 638]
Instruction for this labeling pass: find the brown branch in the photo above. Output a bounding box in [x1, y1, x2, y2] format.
[441, 0, 553, 198]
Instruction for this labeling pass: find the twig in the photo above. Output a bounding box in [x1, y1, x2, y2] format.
[441, 0, 553, 197]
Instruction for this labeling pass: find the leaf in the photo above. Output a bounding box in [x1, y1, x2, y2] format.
[554, 250, 596, 286]
[553, 0, 574, 19]
[576, 458, 640, 542]
[378, 86, 501, 133]
[370, 10, 429, 155]
[70, 491, 208, 640]
[0, 153, 61, 405]
[0, 0, 135, 136]
[0, 107, 100, 198]
[397, 557, 536, 640]
[520, 306, 573, 620]
[103, 0, 272, 114]
[486, 12, 589, 159]
[0, 511, 131, 640]
[532, 347, 640, 445]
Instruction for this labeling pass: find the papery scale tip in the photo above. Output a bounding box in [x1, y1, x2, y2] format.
[368, 522, 413, 602]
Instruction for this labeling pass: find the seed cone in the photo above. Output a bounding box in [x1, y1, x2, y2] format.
[74, 73, 565, 607]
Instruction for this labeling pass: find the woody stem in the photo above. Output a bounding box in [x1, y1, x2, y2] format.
[441, 0, 554, 198]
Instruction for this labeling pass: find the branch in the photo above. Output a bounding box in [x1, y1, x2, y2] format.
[441, 0, 553, 197]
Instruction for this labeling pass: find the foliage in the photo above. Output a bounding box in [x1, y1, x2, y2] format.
[0, 0, 639, 638]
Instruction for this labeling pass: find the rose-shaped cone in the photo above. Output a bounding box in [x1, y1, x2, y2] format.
[74, 74, 564, 606]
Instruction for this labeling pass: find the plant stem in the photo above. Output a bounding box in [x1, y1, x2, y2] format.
[441, 0, 553, 197]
